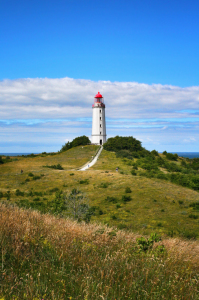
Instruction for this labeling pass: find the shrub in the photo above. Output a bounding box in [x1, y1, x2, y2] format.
[181, 230, 198, 240]
[44, 164, 64, 170]
[131, 169, 137, 176]
[79, 179, 89, 185]
[70, 173, 74, 176]
[189, 201, 199, 211]
[5, 191, 11, 200]
[0, 191, 3, 198]
[60, 135, 91, 152]
[132, 165, 138, 170]
[99, 182, 109, 188]
[103, 136, 143, 153]
[188, 214, 198, 219]
[116, 150, 133, 160]
[166, 153, 178, 161]
[15, 189, 24, 196]
[117, 223, 127, 229]
[33, 197, 40, 201]
[28, 172, 34, 177]
[125, 187, 132, 193]
[105, 196, 118, 203]
[136, 233, 161, 252]
[33, 175, 41, 180]
[122, 195, 132, 202]
[0, 156, 4, 164]
[156, 173, 168, 180]
[178, 200, 184, 205]
[151, 150, 159, 156]
[34, 191, 43, 196]
[49, 187, 60, 193]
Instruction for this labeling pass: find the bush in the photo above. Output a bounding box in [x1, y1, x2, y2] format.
[33, 197, 40, 201]
[44, 164, 64, 170]
[136, 233, 161, 252]
[5, 191, 11, 200]
[99, 182, 109, 188]
[0, 191, 3, 198]
[166, 153, 178, 161]
[103, 136, 143, 153]
[188, 214, 198, 219]
[28, 172, 34, 177]
[116, 150, 133, 160]
[151, 150, 159, 156]
[0, 156, 4, 164]
[189, 201, 199, 211]
[15, 189, 24, 196]
[131, 169, 137, 176]
[60, 135, 91, 152]
[122, 195, 132, 202]
[125, 187, 132, 193]
[49, 187, 60, 193]
[79, 179, 89, 185]
[105, 196, 118, 203]
[33, 175, 41, 180]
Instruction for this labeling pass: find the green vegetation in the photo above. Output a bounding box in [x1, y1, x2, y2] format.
[0, 204, 198, 299]
[43, 163, 64, 170]
[60, 135, 91, 152]
[0, 142, 199, 238]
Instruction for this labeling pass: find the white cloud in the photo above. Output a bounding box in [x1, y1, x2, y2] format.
[1, 77, 199, 120]
[0, 77, 199, 152]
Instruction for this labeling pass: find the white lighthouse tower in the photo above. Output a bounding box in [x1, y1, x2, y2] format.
[91, 92, 106, 145]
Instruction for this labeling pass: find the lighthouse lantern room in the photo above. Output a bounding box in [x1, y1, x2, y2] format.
[91, 92, 106, 145]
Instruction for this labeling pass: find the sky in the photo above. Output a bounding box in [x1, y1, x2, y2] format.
[0, 0, 199, 153]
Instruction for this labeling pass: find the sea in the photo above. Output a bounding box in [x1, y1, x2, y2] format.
[0, 153, 39, 156]
[1, 152, 199, 159]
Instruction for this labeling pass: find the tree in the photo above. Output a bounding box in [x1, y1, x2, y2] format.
[64, 188, 90, 221]
[0, 156, 4, 164]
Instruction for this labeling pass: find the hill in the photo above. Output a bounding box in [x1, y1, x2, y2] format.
[0, 144, 199, 239]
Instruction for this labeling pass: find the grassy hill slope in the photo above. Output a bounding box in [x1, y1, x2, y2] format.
[0, 145, 199, 238]
[1, 203, 198, 299]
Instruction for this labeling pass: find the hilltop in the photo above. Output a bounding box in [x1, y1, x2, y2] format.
[0, 140, 199, 239]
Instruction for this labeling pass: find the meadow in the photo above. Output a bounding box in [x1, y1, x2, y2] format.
[0, 145, 199, 299]
[0, 145, 199, 238]
[0, 203, 199, 299]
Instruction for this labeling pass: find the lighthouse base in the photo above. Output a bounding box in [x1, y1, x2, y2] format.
[91, 134, 106, 145]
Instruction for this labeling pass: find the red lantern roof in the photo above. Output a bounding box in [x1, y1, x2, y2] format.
[94, 91, 103, 98]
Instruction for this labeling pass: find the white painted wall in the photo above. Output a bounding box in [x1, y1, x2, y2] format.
[91, 103, 106, 145]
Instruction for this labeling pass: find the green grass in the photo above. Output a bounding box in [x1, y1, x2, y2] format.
[0, 145, 199, 238]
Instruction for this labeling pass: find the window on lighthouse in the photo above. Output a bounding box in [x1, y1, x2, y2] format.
[100, 117, 101, 120]
[100, 110, 101, 113]
[100, 124, 102, 128]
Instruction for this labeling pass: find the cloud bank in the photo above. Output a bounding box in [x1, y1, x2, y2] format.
[0, 77, 199, 152]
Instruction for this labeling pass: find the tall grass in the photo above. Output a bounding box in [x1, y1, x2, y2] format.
[1, 203, 198, 299]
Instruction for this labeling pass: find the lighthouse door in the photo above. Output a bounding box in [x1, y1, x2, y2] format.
[100, 139, 102, 145]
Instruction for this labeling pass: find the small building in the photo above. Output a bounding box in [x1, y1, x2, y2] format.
[91, 92, 106, 145]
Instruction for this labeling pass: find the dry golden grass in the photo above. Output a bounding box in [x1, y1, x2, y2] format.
[0, 203, 199, 299]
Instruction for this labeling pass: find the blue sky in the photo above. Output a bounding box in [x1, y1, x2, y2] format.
[0, 0, 199, 153]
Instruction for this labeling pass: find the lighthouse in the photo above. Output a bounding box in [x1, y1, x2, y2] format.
[91, 92, 106, 145]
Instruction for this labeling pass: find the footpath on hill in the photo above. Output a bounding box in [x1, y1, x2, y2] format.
[79, 146, 103, 171]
